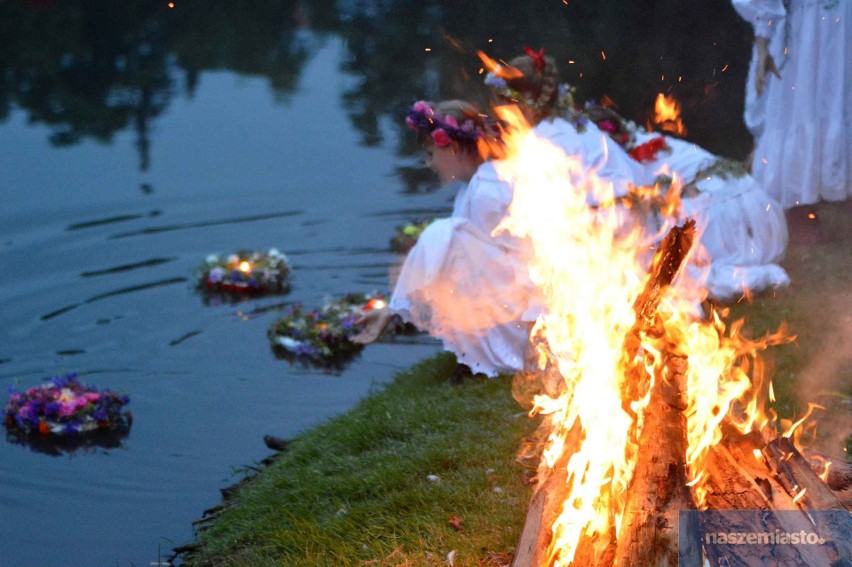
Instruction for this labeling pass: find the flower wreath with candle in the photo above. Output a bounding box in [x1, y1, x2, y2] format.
[198, 248, 291, 295]
[5, 373, 131, 438]
[269, 292, 414, 366]
[405, 100, 489, 150]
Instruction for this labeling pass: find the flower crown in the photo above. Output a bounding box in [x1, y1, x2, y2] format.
[405, 101, 485, 149]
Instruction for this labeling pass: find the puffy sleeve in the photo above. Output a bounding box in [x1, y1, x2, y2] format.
[731, 0, 787, 38]
[460, 162, 516, 239]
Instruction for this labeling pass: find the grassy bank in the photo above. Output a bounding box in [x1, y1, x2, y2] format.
[185, 353, 539, 566]
[186, 200, 851, 566]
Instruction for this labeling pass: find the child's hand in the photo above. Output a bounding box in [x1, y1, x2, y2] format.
[350, 306, 393, 345]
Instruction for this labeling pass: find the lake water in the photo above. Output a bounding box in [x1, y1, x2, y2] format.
[0, 2, 754, 565]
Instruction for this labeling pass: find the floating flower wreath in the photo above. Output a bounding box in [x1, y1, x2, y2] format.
[390, 219, 434, 254]
[198, 248, 291, 295]
[269, 292, 415, 367]
[268, 292, 386, 365]
[5, 373, 131, 439]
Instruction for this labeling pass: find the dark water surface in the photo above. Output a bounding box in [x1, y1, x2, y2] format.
[0, 2, 754, 565]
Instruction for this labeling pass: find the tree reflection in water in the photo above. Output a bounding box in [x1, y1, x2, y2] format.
[0, 0, 753, 180]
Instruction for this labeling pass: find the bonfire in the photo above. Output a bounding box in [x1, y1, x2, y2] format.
[486, 105, 850, 566]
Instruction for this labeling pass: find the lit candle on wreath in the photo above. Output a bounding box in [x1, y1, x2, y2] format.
[363, 298, 387, 311]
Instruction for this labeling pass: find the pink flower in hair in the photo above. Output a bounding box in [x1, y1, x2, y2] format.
[431, 129, 452, 147]
[412, 100, 431, 113]
[443, 115, 458, 128]
[405, 116, 416, 130]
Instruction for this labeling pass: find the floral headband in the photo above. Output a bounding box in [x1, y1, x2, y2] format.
[405, 101, 485, 149]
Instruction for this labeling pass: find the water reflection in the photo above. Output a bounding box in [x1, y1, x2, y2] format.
[0, 0, 336, 171]
[6, 425, 131, 458]
[1, 0, 753, 177]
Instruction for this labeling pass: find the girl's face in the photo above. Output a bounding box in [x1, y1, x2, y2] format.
[423, 142, 477, 186]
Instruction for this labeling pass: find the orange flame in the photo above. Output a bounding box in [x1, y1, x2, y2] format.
[476, 50, 524, 79]
[651, 93, 687, 136]
[489, 102, 794, 563]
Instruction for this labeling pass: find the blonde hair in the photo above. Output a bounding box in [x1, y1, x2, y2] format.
[504, 54, 560, 123]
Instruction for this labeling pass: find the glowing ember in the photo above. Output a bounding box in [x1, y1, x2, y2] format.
[651, 93, 687, 136]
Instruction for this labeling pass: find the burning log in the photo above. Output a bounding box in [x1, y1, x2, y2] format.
[702, 432, 834, 566]
[764, 437, 847, 512]
[613, 221, 698, 566]
[614, 355, 701, 567]
[763, 437, 852, 562]
[512, 418, 581, 567]
[803, 448, 852, 506]
[621, 219, 695, 416]
[513, 221, 698, 567]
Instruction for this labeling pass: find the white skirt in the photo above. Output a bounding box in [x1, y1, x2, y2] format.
[389, 218, 534, 377]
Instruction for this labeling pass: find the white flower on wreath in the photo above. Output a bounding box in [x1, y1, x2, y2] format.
[276, 336, 302, 351]
[206, 254, 219, 264]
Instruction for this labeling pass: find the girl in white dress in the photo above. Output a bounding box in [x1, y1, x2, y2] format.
[489, 48, 790, 300]
[352, 100, 535, 378]
[733, 0, 851, 209]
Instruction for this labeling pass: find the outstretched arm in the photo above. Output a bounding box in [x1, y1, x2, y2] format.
[350, 306, 394, 345]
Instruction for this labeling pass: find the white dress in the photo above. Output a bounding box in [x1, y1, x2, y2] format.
[535, 117, 648, 200]
[633, 130, 790, 299]
[388, 164, 534, 377]
[388, 119, 652, 377]
[733, 0, 851, 208]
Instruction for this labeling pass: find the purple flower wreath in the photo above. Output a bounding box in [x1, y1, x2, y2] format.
[5, 373, 131, 437]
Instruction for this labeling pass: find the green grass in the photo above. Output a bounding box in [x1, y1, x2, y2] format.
[187, 201, 851, 566]
[187, 353, 538, 566]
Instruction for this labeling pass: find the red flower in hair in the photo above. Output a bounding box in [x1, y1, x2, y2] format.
[524, 46, 546, 72]
[431, 129, 452, 148]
